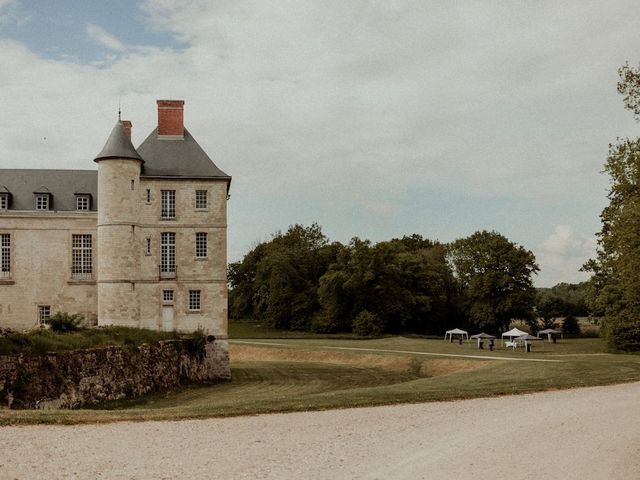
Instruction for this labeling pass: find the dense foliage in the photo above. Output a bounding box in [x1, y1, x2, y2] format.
[533, 282, 589, 331]
[448, 231, 539, 332]
[229, 225, 539, 336]
[583, 63, 640, 351]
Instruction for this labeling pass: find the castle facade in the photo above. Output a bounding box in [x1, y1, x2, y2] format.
[0, 100, 231, 339]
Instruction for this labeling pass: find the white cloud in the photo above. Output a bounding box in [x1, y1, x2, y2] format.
[534, 225, 597, 287]
[86, 24, 127, 52]
[0, 1, 637, 267]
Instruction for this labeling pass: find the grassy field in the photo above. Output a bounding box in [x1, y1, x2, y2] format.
[0, 324, 638, 425]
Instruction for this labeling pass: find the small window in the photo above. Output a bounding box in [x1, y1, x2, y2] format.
[146, 237, 151, 255]
[36, 195, 49, 210]
[189, 290, 201, 311]
[196, 190, 207, 209]
[0, 195, 8, 210]
[161, 190, 176, 219]
[131, 179, 135, 190]
[146, 189, 151, 204]
[163, 290, 174, 303]
[76, 196, 90, 211]
[195, 232, 207, 258]
[38, 305, 51, 324]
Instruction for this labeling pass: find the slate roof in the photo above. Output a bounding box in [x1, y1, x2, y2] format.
[0, 118, 230, 212]
[94, 121, 143, 162]
[0, 170, 97, 211]
[137, 128, 231, 181]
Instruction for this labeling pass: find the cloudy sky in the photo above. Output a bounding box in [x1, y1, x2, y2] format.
[1, 0, 639, 286]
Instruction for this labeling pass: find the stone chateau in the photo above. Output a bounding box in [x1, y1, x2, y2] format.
[0, 100, 231, 339]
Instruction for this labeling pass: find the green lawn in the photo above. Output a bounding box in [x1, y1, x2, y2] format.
[0, 331, 638, 425]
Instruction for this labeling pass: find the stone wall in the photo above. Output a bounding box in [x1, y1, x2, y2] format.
[0, 337, 230, 409]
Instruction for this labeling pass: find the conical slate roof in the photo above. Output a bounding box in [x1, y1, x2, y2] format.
[94, 121, 143, 162]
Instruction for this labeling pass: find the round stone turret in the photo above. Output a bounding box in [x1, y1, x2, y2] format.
[95, 120, 144, 327]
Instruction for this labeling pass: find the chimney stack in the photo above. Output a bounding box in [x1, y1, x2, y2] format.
[157, 100, 185, 138]
[121, 120, 132, 139]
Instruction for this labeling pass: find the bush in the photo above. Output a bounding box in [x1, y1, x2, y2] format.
[562, 315, 581, 336]
[47, 312, 84, 333]
[352, 310, 384, 337]
[606, 319, 640, 351]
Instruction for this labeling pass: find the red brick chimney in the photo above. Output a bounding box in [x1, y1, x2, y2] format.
[157, 100, 185, 137]
[122, 120, 132, 139]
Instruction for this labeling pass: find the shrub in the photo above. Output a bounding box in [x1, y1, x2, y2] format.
[352, 310, 384, 337]
[47, 312, 84, 333]
[606, 319, 640, 351]
[562, 315, 581, 336]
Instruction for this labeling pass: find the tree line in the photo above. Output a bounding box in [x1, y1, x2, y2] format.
[228, 225, 577, 336]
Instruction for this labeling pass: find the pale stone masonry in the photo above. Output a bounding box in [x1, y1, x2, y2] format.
[0, 100, 231, 340]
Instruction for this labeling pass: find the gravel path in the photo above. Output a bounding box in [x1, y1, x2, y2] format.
[1, 382, 639, 480]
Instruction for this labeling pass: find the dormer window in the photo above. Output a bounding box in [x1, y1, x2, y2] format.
[0, 194, 8, 211]
[76, 194, 91, 211]
[34, 186, 52, 211]
[36, 194, 50, 210]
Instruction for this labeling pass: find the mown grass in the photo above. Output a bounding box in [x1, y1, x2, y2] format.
[0, 333, 638, 426]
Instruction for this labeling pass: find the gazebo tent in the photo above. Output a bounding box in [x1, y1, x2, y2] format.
[516, 333, 542, 351]
[538, 328, 561, 342]
[470, 332, 496, 348]
[501, 327, 528, 346]
[444, 328, 469, 342]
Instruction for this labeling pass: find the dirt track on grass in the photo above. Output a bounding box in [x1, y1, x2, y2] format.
[0, 382, 638, 480]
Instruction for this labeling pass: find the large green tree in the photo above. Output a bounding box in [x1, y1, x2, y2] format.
[583, 63, 640, 350]
[314, 235, 457, 334]
[228, 223, 340, 329]
[448, 230, 539, 332]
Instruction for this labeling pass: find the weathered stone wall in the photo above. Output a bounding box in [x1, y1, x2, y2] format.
[0, 337, 230, 409]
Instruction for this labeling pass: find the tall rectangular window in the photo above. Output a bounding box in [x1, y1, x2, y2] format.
[71, 234, 92, 279]
[146, 237, 151, 255]
[196, 190, 207, 209]
[189, 290, 201, 311]
[146, 189, 151, 203]
[195, 232, 207, 258]
[76, 196, 90, 211]
[36, 195, 49, 210]
[0, 195, 7, 210]
[38, 305, 51, 324]
[161, 190, 176, 219]
[0, 234, 10, 278]
[160, 232, 176, 276]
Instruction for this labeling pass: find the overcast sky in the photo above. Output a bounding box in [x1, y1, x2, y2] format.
[1, 0, 639, 287]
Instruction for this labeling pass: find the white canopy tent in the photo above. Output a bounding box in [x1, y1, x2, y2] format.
[444, 328, 469, 342]
[501, 328, 528, 347]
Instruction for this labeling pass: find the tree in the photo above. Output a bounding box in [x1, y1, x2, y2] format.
[315, 235, 457, 334]
[228, 223, 339, 329]
[533, 282, 589, 332]
[448, 231, 539, 332]
[583, 63, 640, 351]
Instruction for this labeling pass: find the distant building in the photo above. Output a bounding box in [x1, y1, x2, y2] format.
[0, 100, 231, 340]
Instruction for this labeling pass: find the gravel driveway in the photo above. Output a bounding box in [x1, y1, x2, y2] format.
[1, 382, 638, 480]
